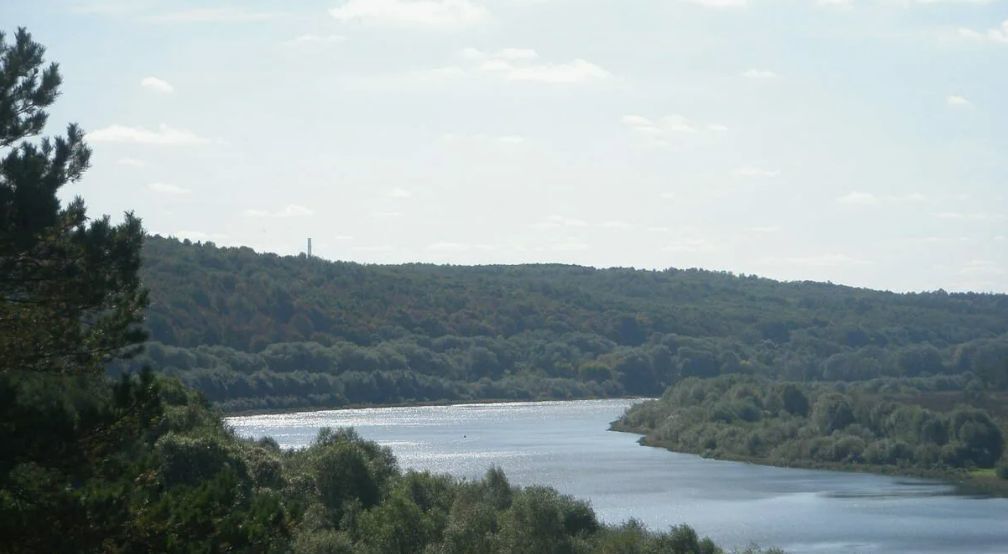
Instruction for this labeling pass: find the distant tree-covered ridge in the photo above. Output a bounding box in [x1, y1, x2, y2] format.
[123, 236, 1008, 411]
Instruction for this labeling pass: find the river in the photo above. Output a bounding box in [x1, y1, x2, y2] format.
[227, 398, 1008, 553]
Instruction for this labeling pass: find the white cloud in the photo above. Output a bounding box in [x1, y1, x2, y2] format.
[732, 166, 780, 178]
[958, 259, 1006, 277]
[532, 215, 589, 229]
[742, 68, 777, 79]
[440, 133, 526, 146]
[352, 244, 394, 252]
[330, 0, 488, 26]
[621, 115, 656, 128]
[426, 241, 493, 251]
[146, 8, 277, 23]
[827, 0, 991, 11]
[386, 187, 413, 198]
[934, 211, 1004, 221]
[352, 48, 608, 89]
[600, 220, 633, 229]
[749, 225, 781, 233]
[658, 114, 697, 133]
[684, 0, 748, 7]
[148, 182, 191, 195]
[459, 47, 484, 60]
[837, 192, 929, 206]
[947, 95, 971, 108]
[467, 48, 609, 83]
[496, 59, 609, 83]
[87, 123, 209, 145]
[286, 34, 347, 46]
[371, 210, 402, 218]
[622, 113, 725, 148]
[957, 19, 1008, 43]
[764, 253, 871, 268]
[344, 66, 467, 90]
[140, 76, 174, 94]
[904, 236, 969, 245]
[836, 191, 879, 205]
[956, 28, 984, 40]
[463, 47, 539, 61]
[550, 240, 589, 251]
[244, 204, 315, 217]
[663, 237, 715, 253]
[496, 48, 539, 61]
[68, 2, 138, 16]
[116, 157, 145, 167]
[427, 241, 469, 251]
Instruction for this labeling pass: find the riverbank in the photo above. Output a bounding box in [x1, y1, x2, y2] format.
[612, 375, 1008, 499]
[223, 393, 652, 417]
[611, 420, 1008, 498]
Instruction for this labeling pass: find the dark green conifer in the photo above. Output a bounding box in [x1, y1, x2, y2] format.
[0, 27, 147, 375]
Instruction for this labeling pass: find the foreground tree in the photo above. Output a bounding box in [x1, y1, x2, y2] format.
[0, 27, 147, 375]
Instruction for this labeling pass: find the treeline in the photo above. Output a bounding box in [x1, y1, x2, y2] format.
[130, 236, 1008, 409]
[113, 337, 621, 412]
[1, 370, 780, 554]
[614, 375, 1008, 478]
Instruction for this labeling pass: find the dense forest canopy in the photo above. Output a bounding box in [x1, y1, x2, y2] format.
[125, 235, 1008, 411]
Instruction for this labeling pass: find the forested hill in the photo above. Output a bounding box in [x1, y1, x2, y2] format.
[123, 236, 1008, 411]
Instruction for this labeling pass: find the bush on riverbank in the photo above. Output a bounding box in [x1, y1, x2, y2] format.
[615, 375, 1005, 474]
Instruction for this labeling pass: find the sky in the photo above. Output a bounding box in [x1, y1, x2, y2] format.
[3, 0, 1007, 293]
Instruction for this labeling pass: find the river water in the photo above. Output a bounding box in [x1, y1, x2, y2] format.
[227, 399, 1008, 553]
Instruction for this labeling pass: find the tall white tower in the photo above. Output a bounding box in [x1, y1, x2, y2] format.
[307, 237, 312, 257]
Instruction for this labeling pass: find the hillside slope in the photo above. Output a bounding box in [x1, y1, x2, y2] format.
[119, 236, 1008, 411]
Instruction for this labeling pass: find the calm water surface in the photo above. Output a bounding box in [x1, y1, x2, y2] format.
[227, 399, 1008, 553]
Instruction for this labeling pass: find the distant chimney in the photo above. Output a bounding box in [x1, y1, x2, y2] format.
[307, 237, 312, 257]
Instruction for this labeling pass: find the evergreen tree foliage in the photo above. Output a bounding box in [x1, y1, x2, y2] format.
[0, 27, 147, 375]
